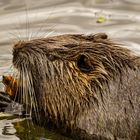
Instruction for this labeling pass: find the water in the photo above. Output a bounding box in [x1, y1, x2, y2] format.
[0, 0, 140, 139]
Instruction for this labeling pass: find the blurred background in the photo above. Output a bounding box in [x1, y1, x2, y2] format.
[0, 0, 140, 140]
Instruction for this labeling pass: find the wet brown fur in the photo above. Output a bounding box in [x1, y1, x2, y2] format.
[12, 33, 140, 140]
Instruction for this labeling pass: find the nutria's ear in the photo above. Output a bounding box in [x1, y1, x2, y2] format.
[77, 55, 92, 73]
[93, 33, 108, 40]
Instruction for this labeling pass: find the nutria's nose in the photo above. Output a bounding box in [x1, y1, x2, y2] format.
[12, 41, 35, 68]
[13, 41, 25, 49]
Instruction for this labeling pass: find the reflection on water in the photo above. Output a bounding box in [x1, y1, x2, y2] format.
[0, 114, 71, 140]
[0, 0, 140, 140]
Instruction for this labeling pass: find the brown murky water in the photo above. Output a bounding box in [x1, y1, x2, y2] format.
[0, 0, 140, 139]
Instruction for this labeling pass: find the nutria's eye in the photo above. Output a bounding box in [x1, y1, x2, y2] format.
[77, 55, 92, 73]
[48, 54, 57, 61]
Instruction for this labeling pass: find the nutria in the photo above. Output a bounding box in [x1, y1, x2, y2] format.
[1, 33, 140, 140]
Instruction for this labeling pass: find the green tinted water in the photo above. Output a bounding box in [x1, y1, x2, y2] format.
[0, 0, 140, 139]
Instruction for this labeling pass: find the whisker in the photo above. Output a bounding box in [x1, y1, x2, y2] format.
[25, 68, 33, 118]
[43, 26, 56, 38]
[32, 6, 56, 39]
[27, 68, 41, 123]
[24, 5, 30, 41]
[8, 31, 21, 42]
[6, 18, 23, 42]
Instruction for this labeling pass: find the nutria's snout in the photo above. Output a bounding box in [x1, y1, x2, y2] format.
[12, 40, 47, 70]
[12, 41, 30, 69]
[12, 38, 64, 70]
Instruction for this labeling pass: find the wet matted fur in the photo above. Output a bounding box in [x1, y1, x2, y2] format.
[12, 33, 140, 140]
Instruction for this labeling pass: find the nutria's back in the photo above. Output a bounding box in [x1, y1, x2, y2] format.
[12, 33, 140, 140]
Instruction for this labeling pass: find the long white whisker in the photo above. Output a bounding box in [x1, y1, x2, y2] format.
[32, 6, 56, 39]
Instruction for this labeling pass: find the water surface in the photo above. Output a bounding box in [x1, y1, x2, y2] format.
[0, 0, 140, 139]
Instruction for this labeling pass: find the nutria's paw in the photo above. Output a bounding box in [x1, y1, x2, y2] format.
[2, 75, 18, 100]
[0, 75, 19, 112]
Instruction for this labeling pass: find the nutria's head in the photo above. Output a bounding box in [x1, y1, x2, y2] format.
[12, 33, 138, 123]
